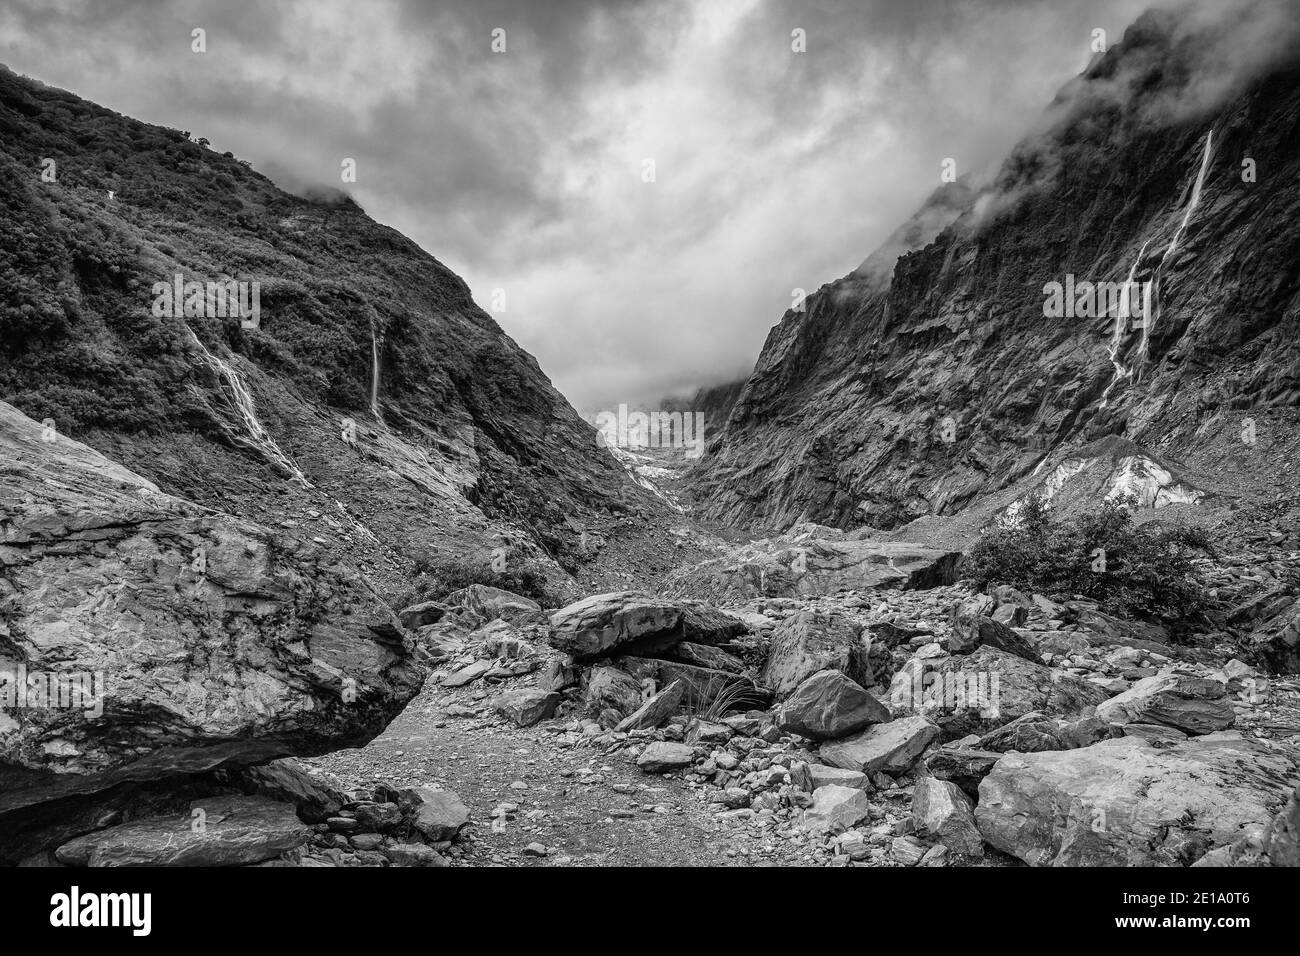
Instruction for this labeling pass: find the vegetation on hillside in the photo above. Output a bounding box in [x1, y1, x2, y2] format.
[965, 495, 1216, 632]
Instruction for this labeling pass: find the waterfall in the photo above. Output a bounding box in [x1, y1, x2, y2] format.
[1136, 128, 1214, 370]
[184, 326, 311, 486]
[1099, 239, 1151, 409]
[369, 324, 382, 421]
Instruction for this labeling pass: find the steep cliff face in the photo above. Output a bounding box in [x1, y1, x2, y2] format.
[0, 65, 636, 598]
[694, 4, 1300, 540]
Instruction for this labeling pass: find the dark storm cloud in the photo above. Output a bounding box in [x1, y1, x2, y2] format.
[2, 0, 1202, 410]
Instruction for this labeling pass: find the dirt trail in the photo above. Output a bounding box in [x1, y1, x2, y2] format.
[307, 678, 815, 867]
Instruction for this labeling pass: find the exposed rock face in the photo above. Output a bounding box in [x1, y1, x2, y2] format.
[1095, 673, 1235, 734]
[548, 592, 744, 660]
[53, 795, 309, 867]
[0, 403, 424, 846]
[665, 530, 960, 601]
[976, 734, 1300, 866]
[691, 11, 1300, 535]
[0, 65, 640, 605]
[760, 611, 873, 699]
[776, 670, 891, 740]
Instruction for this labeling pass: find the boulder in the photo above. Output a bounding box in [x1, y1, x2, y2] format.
[403, 787, 470, 842]
[912, 776, 983, 858]
[802, 785, 872, 835]
[583, 666, 645, 718]
[776, 669, 890, 740]
[808, 764, 872, 790]
[671, 642, 746, 673]
[0, 401, 424, 856]
[975, 733, 1300, 866]
[397, 600, 449, 630]
[443, 584, 543, 623]
[1095, 673, 1235, 734]
[1251, 597, 1300, 674]
[494, 688, 561, 727]
[818, 716, 939, 776]
[225, 758, 344, 823]
[921, 747, 1000, 800]
[54, 795, 308, 866]
[616, 679, 687, 731]
[1264, 786, 1300, 866]
[760, 610, 872, 699]
[888, 645, 1110, 741]
[947, 614, 1041, 664]
[636, 742, 695, 773]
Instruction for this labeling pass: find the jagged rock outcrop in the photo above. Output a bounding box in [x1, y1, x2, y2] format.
[691, 6, 1300, 538]
[0, 401, 423, 861]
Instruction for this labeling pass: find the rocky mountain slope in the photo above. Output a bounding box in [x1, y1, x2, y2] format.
[0, 63, 660, 603]
[692, 3, 1300, 544]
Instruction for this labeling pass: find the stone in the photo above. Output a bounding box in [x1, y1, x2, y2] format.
[890, 835, 926, 865]
[226, 758, 344, 823]
[353, 801, 403, 832]
[443, 660, 492, 687]
[548, 592, 743, 660]
[397, 600, 449, 630]
[1095, 673, 1235, 735]
[948, 614, 1041, 663]
[921, 748, 1000, 800]
[539, 659, 579, 692]
[818, 716, 939, 776]
[616, 679, 686, 732]
[0, 403, 423, 863]
[584, 666, 645, 718]
[1264, 787, 1300, 867]
[808, 764, 872, 791]
[403, 787, 470, 842]
[975, 733, 1300, 866]
[54, 795, 308, 867]
[776, 669, 891, 740]
[636, 742, 695, 773]
[760, 610, 873, 699]
[385, 843, 447, 867]
[888, 645, 1109, 742]
[494, 688, 561, 727]
[803, 785, 872, 835]
[912, 777, 983, 858]
[443, 584, 543, 623]
[672, 642, 746, 673]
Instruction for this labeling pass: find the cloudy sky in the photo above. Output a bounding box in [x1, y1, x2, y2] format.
[0, 0, 1161, 412]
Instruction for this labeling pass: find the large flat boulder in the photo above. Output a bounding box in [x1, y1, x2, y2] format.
[1095, 672, 1235, 734]
[53, 795, 309, 866]
[975, 733, 1300, 866]
[548, 591, 744, 660]
[0, 402, 424, 857]
[817, 715, 939, 776]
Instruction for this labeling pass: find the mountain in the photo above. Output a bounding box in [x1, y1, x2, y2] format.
[692, 2, 1300, 548]
[0, 63, 654, 601]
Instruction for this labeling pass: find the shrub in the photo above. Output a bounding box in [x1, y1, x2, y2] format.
[406, 552, 562, 609]
[964, 495, 1215, 633]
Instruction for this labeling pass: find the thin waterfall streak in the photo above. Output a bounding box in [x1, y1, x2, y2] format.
[1138, 129, 1214, 368]
[1100, 238, 1152, 409]
[184, 326, 311, 486]
[370, 327, 382, 421]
